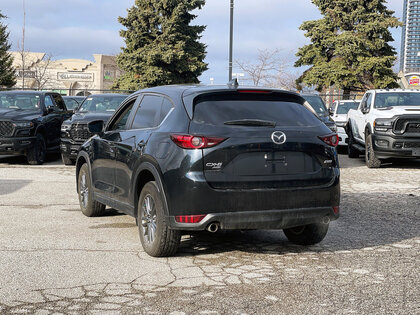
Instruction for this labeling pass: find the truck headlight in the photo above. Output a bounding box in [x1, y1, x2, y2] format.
[374, 119, 393, 132]
[13, 122, 33, 128]
[61, 124, 71, 132]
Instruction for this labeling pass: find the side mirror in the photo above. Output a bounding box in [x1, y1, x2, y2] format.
[328, 107, 334, 116]
[88, 120, 104, 135]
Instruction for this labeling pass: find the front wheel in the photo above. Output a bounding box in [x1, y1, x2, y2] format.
[283, 222, 329, 245]
[365, 134, 381, 168]
[27, 134, 46, 165]
[78, 163, 106, 217]
[138, 181, 181, 257]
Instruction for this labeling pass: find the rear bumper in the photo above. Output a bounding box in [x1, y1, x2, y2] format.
[168, 207, 339, 231]
[0, 136, 36, 155]
[164, 167, 340, 230]
[372, 134, 420, 159]
[60, 138, 84, 159]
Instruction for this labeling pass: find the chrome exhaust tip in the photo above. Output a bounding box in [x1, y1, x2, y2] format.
[322, 216, 331, 225]
[206, 222, 219, 233]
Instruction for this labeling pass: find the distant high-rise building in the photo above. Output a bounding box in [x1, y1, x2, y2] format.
[401, 0, 420, 74]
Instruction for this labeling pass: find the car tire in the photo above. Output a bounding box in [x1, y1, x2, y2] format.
[365, 134, 381, 168]
[27, 134, 46, 165]
[78, 163, 106, 217]
[138, 181, 181, 257]
[283, 222, 329, 245]
[347, 128, 359, 158]
[62, 153, 75, 166]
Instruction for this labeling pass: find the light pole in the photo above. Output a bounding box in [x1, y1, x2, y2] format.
[229, 0, 234, 81]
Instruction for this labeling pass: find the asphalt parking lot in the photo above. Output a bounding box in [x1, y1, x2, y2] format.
[0, 152, 419, 314]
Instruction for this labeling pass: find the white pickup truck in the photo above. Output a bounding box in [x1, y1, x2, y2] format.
[345, 89, 420, 168]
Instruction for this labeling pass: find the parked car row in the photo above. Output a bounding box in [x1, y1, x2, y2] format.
[0, 92, 128, 165]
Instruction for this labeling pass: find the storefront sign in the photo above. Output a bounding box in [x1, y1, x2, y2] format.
[409, 75, 420, 86]
[16, 70, 36, 78]
[57, 72, 94, 82]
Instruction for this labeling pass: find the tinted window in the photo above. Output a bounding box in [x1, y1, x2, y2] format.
[336, 101, 360, 114]
[131, 95, 163, 129]
[193, 93, 321, 127]
[63, 98, 80, 110]
[0, 93, 41, 111]
[78, 95, 127, 112]
[109, 101, 136, 131]
[374, 92, 420, 108]
[301, 95, 327, 116]
[366, 93, 373, 110]
[44, 95, 54, 108]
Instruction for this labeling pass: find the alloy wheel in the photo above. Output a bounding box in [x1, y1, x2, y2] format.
[141, 194, 157, 245]
[80, 173, 89, 208]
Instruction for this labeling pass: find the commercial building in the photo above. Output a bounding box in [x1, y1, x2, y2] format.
[10, 52, 123, 95]
[399, 0, 420, 88]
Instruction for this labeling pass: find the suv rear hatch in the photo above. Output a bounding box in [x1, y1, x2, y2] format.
[188, 91, 336, 189]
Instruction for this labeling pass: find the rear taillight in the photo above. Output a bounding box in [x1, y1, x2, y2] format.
[175, 215, 206, 223]
[170, 134, 227, 149]
[319, 134, 339, 147]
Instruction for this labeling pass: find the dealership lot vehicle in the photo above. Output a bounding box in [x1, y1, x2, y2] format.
[346, 89, 420, 168]
[0, 91, 71, 165]
[62, 96, 86, 112]
[60, 93, 128, 165]
[301, 94, 337, 132]
[331, 100, 360, 146]
[76, 85, 340, 257]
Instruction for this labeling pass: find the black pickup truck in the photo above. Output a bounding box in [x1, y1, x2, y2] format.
[0, 91, 71, 165]
[60, 93, 128, 165]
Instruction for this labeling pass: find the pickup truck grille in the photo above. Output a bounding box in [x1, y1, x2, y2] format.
[70, 123, 92, 142]
[0, 121, 14, 137]
[394, 117, 420, 134]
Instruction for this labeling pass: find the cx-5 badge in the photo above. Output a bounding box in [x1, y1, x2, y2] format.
[271, 131, 286, 144]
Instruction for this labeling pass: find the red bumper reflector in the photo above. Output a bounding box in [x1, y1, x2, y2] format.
[175, 215, 206, 223]
[333, 206, 339, 214]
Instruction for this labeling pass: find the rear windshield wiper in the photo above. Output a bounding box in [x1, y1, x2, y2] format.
[224, 119, 276, 127]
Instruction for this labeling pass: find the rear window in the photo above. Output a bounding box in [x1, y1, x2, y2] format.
[193, 93, 321, 127]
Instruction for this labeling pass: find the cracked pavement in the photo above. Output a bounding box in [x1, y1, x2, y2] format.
[0, 153, 419, 314]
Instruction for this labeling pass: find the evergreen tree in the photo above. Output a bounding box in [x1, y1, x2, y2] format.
[0, 12, 16, 88]
[114, 0, 208, 90]
[295, 0, 402, 95]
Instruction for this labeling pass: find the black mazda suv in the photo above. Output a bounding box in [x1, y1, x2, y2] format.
[76, 85, 340, 257]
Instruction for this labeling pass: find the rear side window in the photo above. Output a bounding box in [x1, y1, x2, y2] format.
[193, 93, 321, 127]
[132, 95, 163, 129]
[131, 95, 173, 129]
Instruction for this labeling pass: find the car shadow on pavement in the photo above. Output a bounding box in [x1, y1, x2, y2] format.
[0, 179, 32, 195]
[176, 191, 419, 257]
[0, 153, 62, 165]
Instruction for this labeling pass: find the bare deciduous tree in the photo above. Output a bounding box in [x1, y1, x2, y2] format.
[32, 53, 53, 89]
[235, 49, 298, 89]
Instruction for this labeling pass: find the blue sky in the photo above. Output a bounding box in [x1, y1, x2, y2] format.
[1, 0, 403, 85]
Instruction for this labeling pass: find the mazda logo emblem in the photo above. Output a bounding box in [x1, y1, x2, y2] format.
[271, 131, 287, 144]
